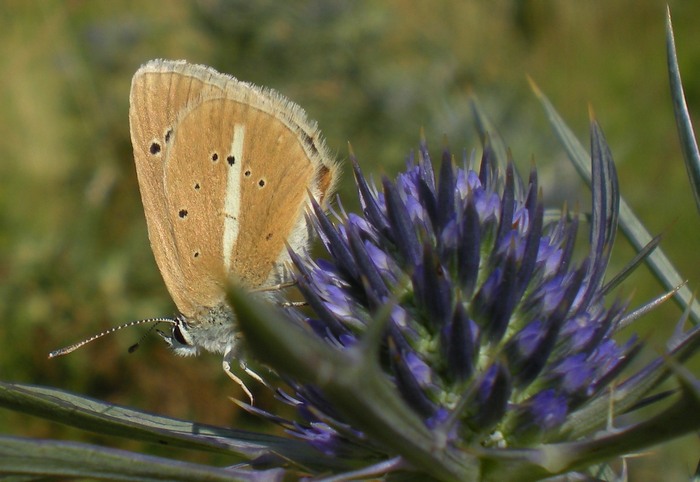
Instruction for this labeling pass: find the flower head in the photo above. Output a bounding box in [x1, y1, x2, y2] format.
[235, 123, 700, 480]
[292, 129, 627, 437]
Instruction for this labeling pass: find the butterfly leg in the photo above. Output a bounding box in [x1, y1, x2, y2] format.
[222, 343, 273, 404]
[239, 360, 270, 387]
[222, 358, 255, 405]
[250, 280, 297, 292]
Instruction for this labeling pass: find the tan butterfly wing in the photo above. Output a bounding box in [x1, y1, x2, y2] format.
[129, 60, 339, 320]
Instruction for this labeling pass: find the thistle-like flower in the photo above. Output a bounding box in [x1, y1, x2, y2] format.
[233, 122, 700, 481]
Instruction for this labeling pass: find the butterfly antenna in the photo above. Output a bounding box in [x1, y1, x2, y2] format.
[48, 317, 176, 359]
[128, 320, 167, 353]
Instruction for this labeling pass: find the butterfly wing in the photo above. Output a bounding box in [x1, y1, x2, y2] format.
[129, 60, 339, 321]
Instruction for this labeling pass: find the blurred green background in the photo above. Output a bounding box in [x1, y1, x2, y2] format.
[1, 0, 700, 478]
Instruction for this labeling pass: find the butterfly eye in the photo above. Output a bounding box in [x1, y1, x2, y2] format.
[172, 325, 190, 346]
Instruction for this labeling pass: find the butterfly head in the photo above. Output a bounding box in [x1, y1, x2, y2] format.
[157, 315, 199, 356]
[158, 304, 238, 357]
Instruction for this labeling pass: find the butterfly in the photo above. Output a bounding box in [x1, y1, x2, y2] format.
[51, 59, 339, 403]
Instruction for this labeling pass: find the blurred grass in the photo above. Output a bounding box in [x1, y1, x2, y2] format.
[1, 0, 699, 477]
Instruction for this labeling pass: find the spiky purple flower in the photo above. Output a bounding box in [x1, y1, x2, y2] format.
[235, 123, 700, 480]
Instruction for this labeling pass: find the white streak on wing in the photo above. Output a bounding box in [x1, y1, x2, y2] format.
[223, 124, 245, 270]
